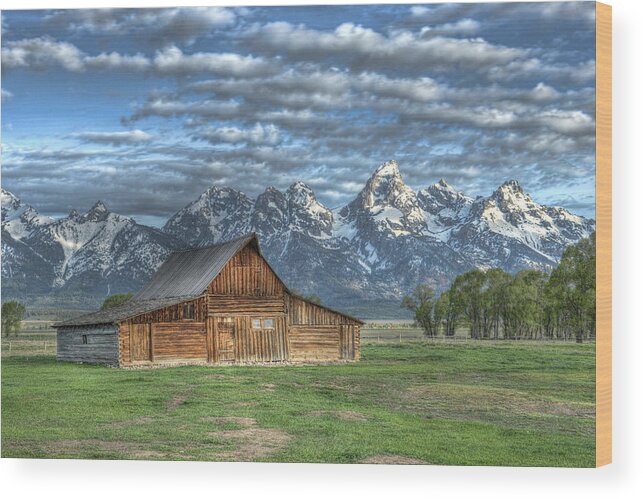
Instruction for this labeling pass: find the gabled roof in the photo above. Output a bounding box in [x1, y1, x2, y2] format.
[54, 234, 258, 328]
[54, 232, 364, 327]
[134, 233, 256, 300]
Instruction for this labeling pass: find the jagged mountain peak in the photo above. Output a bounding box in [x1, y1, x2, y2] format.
[356, 160, 416, 209]
[372, 159, 401, 178]
[286, 180, 315, 198]
[1, 187, 21, 208]
[286, 181, 319, 206]
[488, 179, 537, 214]
[90, 200, 108, 212]
[83, 200, 112, 222]
[261, 185, 285, 197]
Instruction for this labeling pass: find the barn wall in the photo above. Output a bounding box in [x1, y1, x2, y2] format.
[208, 295, 285, 316]
[286, 294, 361, 325]
[57, 325, 119, 366]
[119, 320, 207, 365]
[208, 245, 285, 296]
[207, 315, 288, 363]
[152, 322, 207, 361]
[285, 293, 361, 361]
[289, 325, 341, 362]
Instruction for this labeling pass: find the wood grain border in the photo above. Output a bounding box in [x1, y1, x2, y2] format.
[595, 1, 612, 468]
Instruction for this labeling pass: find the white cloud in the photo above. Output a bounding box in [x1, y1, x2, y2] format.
[1, 88, 13, 102]
[153, 45, 276, 78]
[77, 130, 153, 145]
[198, 123, 281, 145]
[419, 19, 481, 37]
[1, 37, 276, 78]
[243, 22, 525, 70]
[46, 7, 236, 44]
[1, 37, 85, 71]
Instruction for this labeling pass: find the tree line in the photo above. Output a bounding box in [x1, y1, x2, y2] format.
[402, 232, 596, 342]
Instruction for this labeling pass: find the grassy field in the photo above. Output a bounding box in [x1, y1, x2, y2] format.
[1, 340, 595, 466]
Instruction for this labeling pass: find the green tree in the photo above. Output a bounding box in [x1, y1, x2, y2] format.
[546, 233, 596, 342]
[2, 301, 26, 337]
[401, 284, 438, 337]
[434, 290, 458, 337]
[101, 293, 133, 310]
[450, 270, 487, 338]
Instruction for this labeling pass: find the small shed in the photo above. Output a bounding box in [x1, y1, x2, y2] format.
[53, 233, 363, 367]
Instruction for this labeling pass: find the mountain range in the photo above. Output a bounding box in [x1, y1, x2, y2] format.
[1, 160, 595, 317]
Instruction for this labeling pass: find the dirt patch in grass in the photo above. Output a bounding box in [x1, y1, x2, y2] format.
[166, 386, 194, 411]
[203, 374, 227, 380]
[407, 384, 594, 419]
[51, 439, 169, 460]
[101, 416, 154, 430]
[201, 416, 257, 427]
[205, 416, 291, 461]
[306, 410, 369, 421]
[361, 454, 428, 465]
[261, 383, 277, 392]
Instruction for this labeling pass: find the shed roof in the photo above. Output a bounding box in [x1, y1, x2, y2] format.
[54, 296, 192, 327]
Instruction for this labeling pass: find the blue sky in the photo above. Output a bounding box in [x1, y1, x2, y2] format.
[1, 3, 597, 226]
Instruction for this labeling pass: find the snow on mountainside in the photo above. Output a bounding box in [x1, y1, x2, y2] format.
[1, 161, 595, 314]
[162, 186, 253, 247]
[1, 188, 53, 240]
[2, 195, 182, 301]
[448, 180, 595, 271]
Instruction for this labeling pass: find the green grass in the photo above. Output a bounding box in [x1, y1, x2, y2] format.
[1, 341, 595, 466]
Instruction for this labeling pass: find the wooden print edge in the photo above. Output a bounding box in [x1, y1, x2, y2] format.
[595, 1, 612, 468]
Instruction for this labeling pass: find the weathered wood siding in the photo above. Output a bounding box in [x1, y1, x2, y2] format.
[128, 297, 206, 324]
[151, 322, 207, 361]
[289, 326, 340, 361]
[57, 325, 119, 366]
[207, 315, 288, 363]
[208, 245, 285, 296]
[286, 293, 361, 361]
[286, 294, 361, 325]
[208, 295, 285, 316]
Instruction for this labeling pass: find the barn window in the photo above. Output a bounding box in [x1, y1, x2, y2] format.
[251, 318, 274, 329]
[182, 303, 195, 320]
[82, 334, 88, 344]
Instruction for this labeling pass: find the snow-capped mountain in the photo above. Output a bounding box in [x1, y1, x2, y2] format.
[162, 186, 253, 246]
[447, 180, 595, 271]
[2, 195, 182, 303]
[1, 160, 595, 315]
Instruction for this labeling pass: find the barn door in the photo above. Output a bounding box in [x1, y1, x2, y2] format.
[131, 324, 152, 361]
[217, 319, 236, 362]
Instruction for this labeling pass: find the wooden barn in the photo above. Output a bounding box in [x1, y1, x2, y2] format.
[53, 234, 363, 367]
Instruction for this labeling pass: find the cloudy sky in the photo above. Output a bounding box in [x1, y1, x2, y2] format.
[1, 2, 597, 226]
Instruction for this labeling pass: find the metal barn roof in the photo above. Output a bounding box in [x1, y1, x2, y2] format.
[54, 234, 257, 327]
[133, 233, 256, 301]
